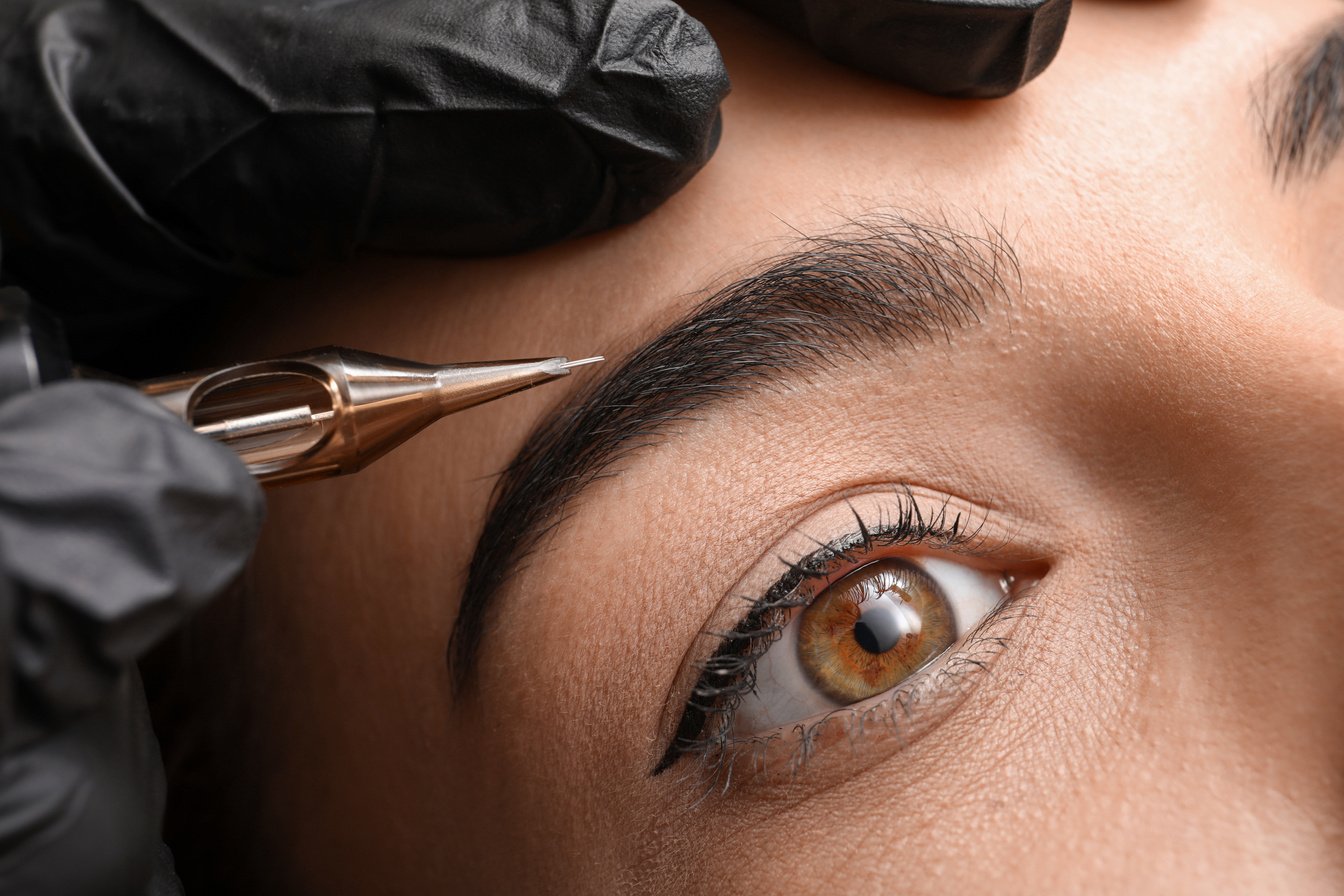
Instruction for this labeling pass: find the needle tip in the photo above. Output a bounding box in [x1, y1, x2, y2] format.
[559, 356, 605, 370]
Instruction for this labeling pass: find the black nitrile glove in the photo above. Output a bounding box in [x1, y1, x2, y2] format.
[0, 379, 265, 896]
[0, 0, 1073, 366]
[734, 0, 1071, 98]
[0, 0, 730, 359]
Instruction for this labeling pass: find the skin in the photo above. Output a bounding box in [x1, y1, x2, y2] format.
[196, 0, 1344, 892]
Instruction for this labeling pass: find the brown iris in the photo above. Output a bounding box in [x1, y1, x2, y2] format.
[796, 559, 954, 704]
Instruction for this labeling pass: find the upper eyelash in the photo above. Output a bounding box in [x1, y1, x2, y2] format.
[653, 490, 986, 777]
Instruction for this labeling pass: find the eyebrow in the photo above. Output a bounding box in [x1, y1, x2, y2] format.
[447, 213, 1018, 689]
[1259, 17, 1344, 182]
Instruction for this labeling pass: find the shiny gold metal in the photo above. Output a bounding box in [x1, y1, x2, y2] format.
[138, 348, 603, 486]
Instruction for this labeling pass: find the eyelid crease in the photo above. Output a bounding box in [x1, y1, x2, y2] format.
[449, 212, 1021, 692]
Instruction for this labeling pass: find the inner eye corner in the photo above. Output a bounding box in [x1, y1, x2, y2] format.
[998, 558, 1052, 591]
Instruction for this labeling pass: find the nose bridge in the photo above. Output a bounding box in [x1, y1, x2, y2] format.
[1102, 277, 1344, 783]
[1114, 271, 1344, 560]
[1033, 249, 1344, 573]
[1259, 303, 1344, 444]
[1188, 283, 1344, 475]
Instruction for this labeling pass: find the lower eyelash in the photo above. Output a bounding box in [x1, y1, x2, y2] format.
[666, 594, 1032, 800]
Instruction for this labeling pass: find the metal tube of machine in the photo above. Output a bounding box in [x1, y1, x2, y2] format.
[138, 348, 596, 486]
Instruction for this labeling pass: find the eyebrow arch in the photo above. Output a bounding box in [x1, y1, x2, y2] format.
[1259, 17, 1344, 183]
[447, 212, 1018, 689]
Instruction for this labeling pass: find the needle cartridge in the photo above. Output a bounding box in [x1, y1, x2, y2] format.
[138, 348, 603, 486]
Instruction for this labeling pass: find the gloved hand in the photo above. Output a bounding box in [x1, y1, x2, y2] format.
[733, 0, 1071, 98]
[0, 0, 1070, 368]
[0, 377, 265, 896]
[0, 0, 731, 365]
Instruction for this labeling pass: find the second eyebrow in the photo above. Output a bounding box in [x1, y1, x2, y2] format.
[1259, 16, 1344, 183]
[448, 212, 1020, 689]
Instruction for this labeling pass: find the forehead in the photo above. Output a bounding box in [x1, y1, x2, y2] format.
[240, 0, 1327, 367]
[236, 2, 1339, 597]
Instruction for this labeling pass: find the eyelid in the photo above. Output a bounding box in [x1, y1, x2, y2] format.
[680, 485, 1033, 653]
[730, 556, 1009, 735]
[721, 595, 1031, 790]
[653, 486, 1046, 778]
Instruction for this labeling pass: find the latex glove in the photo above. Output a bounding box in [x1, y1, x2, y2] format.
[0, 379, 265, 895]
[0, 0, 730, 351]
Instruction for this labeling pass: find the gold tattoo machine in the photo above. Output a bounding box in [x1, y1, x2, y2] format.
[137, 348, 603, 487]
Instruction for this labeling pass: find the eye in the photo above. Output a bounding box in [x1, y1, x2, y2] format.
[732, 556, 1008, 736]
[653, 488, 1037, 782]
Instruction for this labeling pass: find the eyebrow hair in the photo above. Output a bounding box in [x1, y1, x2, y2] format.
[447, 213, 1018, 689]
[1260, 17, 1344, 182]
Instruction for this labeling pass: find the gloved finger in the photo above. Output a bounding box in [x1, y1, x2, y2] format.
[732, 0, 1072, 98]
[0, 0, 728, 322]
[0, 380, 264, 737]
[0, 666, 174, 896]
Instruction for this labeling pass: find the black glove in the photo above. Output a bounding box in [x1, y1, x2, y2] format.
[0, 379, 265, 896]
[0, 0, 730, 358]
[733, 0, 1071, 98]
[0, 0, 1071, 365]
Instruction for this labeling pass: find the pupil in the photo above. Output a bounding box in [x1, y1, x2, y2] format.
[851, 592, 917, 654]
[853, 617, 885, 653]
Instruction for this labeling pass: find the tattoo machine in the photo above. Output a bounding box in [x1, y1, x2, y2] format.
[0, 287, 601, 487]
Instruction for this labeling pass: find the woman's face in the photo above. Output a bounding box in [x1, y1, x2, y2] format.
[226, 0, 1344, 891]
